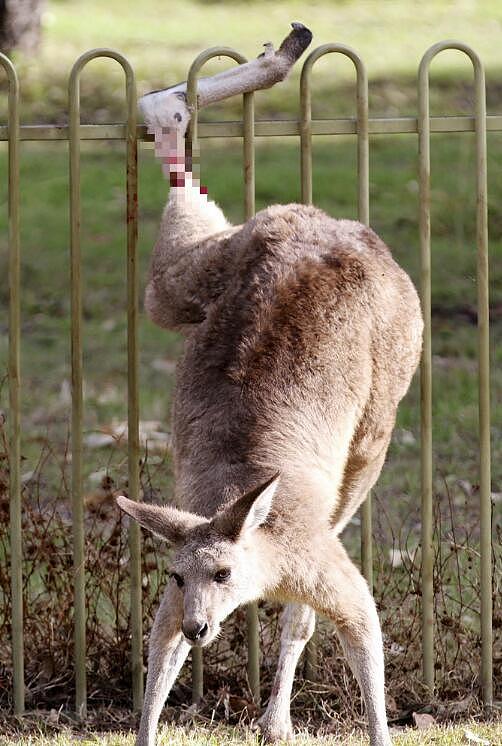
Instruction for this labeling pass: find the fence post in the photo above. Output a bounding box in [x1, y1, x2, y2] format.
[417, 47, 435, 699]
[68, 55, 86, 720]
[69, 49, 141, 717]
[418, 41, 492, 704]
[187, 47, 262, 704]
[0, 51, 23, 716]
[242, 87, 260, 704]
[300, 44, 370, 679]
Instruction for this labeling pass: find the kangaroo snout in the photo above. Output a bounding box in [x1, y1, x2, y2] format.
[182, 620, 209, 643]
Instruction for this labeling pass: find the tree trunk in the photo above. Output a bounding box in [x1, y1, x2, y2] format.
[0, 0, 45, 55]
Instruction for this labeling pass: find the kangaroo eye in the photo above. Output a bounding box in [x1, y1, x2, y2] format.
[214, 568, 231, 583]
[170, 572, 184, 588]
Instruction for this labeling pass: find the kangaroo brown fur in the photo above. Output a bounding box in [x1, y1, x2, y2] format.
[117, 25, 423, 746]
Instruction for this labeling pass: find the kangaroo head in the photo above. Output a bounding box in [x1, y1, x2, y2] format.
[140, 90, 191, 136]
[117, 473, 279, 647]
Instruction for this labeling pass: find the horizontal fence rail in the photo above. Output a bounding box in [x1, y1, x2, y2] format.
[2, 40, 495, 718]
[1, 115, 502, 142]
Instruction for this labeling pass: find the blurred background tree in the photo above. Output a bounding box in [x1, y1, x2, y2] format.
[0, 0, 45, 55]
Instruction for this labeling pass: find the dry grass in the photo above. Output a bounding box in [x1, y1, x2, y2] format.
[0, 720, 501, 745]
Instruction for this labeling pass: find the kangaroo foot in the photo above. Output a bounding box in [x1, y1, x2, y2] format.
[254, 712, 294, 743]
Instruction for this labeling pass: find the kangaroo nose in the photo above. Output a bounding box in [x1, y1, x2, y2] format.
[182, 621, 209, 642]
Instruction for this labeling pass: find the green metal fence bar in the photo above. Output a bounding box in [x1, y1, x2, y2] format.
[243, 94, 255, 220]
[242, 88, 260, 703]
[299, 42, 370, 679]
[418, 41, 492, 704]
[68, 54, 86, 720]
[1, 114, 502, 143]
[123, 57, 142, 714]
[69, 49, 141, 718]
[417, 48, 435, 699]
[299, 56, 312, 205]
[186, 47, 263, 704]
[298, 45, 314, 681]
[298, 51, 315, 680]
[0, 52, 22, 716]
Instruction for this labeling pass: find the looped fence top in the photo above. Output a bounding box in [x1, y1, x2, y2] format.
[68, 48, 141, 717]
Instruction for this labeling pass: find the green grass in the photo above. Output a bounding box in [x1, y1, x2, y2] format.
[3, 0, 502, 123]
[1, 722, 501, 746]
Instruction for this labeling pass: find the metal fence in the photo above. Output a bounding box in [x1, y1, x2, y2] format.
[2, 40, 495, 718]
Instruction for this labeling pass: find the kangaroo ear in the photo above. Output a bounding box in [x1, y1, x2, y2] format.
[116, 496, 208, 544]
[212, 473, 280, 541]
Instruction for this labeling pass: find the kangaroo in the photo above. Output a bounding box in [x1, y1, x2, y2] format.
[117, 23, 423, 746]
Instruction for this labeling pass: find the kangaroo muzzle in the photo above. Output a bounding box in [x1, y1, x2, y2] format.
[182, 620, 209, 643]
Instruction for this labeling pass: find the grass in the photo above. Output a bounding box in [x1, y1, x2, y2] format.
[1, 722, 501, 745]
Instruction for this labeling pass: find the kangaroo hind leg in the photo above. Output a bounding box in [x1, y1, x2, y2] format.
[308, 537, 391, 746]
